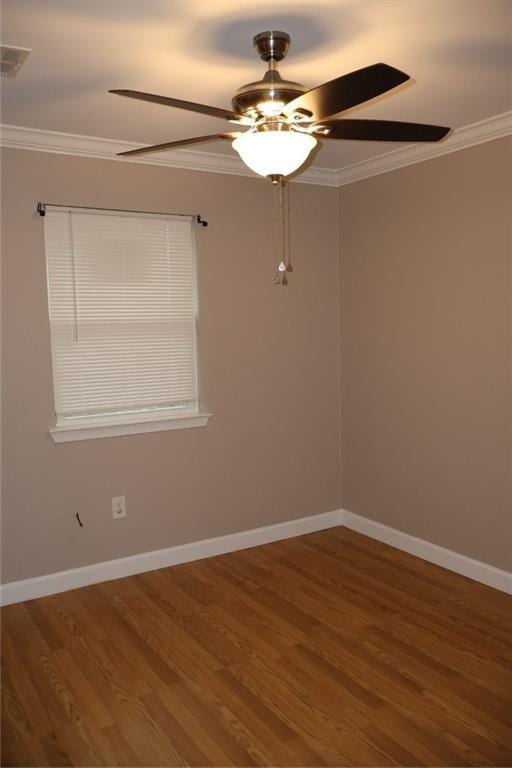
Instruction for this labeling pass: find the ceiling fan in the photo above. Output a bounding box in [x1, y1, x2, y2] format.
[110, 30, 450, 183]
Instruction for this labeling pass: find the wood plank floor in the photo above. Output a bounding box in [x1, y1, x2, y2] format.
[2, 526, 512, 767]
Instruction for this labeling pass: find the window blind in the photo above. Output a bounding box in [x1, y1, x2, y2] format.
[44, 206, 199, 423]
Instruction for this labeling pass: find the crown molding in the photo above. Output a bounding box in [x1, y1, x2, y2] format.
[0, 123, 339, 187]
[333, 111, 512, 186]
[1, 112, 511, 188]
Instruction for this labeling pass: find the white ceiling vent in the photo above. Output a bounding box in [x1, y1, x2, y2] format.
[1, 45, 31, 78]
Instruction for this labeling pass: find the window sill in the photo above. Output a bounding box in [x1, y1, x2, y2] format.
[49, 412, 212, 443]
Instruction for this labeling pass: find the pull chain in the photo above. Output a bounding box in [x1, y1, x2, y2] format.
[279, 181, 288, 285]
[285, 181, 293, 273]
[273, 178, 292, 286]
[273, 182, 281, 285]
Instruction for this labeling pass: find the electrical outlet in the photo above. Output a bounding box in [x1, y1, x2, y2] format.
[112, 496, 126, 519]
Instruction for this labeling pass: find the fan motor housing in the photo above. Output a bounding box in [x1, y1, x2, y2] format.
[231, 69, 307, 117]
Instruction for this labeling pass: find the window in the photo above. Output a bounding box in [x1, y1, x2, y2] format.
[43, 205, 210, 442]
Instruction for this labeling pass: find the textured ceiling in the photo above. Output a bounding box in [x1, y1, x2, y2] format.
[2, 0, 511, 169]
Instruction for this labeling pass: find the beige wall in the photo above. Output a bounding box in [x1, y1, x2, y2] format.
[1, 149, 341, 582]
[2, 137, 511, 584]
[339, 137, 512, 571]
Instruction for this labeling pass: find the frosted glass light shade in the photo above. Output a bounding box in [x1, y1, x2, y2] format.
[232, 131, 317, 178]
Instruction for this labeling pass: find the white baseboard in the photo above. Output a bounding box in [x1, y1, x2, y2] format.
[0, 509, 343, 606]
[343, 510, 512, 595]
[2, 508, 510, 605]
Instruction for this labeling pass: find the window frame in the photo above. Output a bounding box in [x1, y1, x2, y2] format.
[43, 205, 211, 443]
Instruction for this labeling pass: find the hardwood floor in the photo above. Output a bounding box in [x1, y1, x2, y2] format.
[2, 526, 512, 767]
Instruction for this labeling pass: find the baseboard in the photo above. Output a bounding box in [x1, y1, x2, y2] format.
[0, 509, 343, 606]
[343, 510, 512, 595]
[2, 508, 510, 606]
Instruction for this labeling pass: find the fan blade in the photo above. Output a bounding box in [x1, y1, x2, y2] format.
[118, 133, 238, 157]
[110, 89, 244, 122]
[315, 119, 450, 142]
[282, 63, 409, 123]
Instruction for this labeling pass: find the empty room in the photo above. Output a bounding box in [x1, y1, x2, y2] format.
[1, 0, 511, 766]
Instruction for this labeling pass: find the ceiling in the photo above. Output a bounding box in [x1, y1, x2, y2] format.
[2, 0, 511, 170]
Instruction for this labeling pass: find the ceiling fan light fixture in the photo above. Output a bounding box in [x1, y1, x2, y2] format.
[232, 130, 317, 178]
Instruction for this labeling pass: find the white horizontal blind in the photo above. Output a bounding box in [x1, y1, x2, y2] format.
[44, 207, 198, 422]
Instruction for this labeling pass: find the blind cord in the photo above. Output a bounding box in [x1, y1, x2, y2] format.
[68, 212, 80, 342]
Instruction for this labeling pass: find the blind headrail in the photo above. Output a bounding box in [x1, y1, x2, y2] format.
[36, 202, 208, 227]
